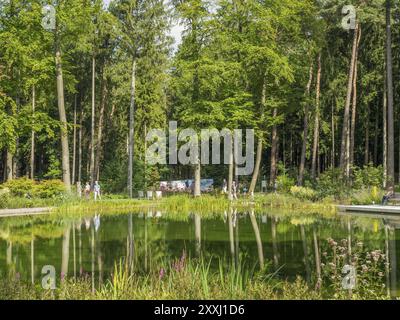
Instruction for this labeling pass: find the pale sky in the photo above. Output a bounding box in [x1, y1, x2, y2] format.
[102, 0, 183, 50]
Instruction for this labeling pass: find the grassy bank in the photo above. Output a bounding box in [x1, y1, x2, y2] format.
[1, 187, 386, 221]
[49, 193, 337, 220]
[0, 255, 389, 300]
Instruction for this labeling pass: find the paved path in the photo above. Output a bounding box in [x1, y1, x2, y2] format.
[338, 205, 400, 214]
[0, 207, 53, 218]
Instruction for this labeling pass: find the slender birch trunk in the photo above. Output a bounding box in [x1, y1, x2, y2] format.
[383, 71, 387, 187]
[128, 58, 137, 198]
[72, 94, 77, 185]
[249, 79, 266, 194]
[228, 144, 234, 200]
[386, 0, 395, 189]
[270, 108, 278, 186]
[340, 23, 359, 177]
[194, 162, 201, 197]
[311, 53, 322, 180]
[298, 62, 314, 186]
[349, 26, 362, 170]
[90, 55, 96, 185]
[95, 72, 107, 181]
[78, 103, 83, 184]
[5, 150, 13, 181]
[30, 85, 35, 179]
[364, 106, 370, 165]
[331, 102, 335, 168]
[55, 40, 71, 191]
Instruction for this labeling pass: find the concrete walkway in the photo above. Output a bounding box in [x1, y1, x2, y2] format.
[338, 205, 400, 214]
[0, 207, 53, 218]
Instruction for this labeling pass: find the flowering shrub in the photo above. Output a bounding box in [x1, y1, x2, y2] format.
[321, 238, 388, 299]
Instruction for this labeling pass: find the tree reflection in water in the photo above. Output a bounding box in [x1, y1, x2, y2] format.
[0, 210, 398, 298]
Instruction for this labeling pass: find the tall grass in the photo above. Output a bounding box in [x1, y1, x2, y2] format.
[50, 194, 337, 221]
[0, 253, 389, 300]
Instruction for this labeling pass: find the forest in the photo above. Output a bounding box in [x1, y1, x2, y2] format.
[0, 0, 397, 198]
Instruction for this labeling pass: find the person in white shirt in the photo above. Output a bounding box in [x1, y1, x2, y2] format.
[94, 181, 101, 201]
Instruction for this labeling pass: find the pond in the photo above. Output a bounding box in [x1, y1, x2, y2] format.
[0, 209, 398, 298]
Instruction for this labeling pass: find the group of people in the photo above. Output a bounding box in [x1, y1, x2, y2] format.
[222, 179, 248, 200]
[77, 181, 102, 201]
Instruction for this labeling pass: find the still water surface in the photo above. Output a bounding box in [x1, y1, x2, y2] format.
[0, 210, 398, 297]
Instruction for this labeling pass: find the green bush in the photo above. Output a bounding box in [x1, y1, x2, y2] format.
[33, 180, 66, 198]
[1, 178, 66, 199]
[353, 164, 384, 189]
[290, 186, 317, 201]
[351, 187, 384, 205]
[276, 174, 295, 192]
[0, 187, 10, 208]
[3, 178, 36, 197]
[316, 168, 349, 199]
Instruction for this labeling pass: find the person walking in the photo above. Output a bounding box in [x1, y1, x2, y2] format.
[232, 180, 238, 200]
[84, 182, 91, 200]
[222, 179, 227, 194]
[94, 181, 101, 201]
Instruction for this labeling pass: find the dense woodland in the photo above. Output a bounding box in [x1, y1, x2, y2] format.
[0, 0, 399, 196]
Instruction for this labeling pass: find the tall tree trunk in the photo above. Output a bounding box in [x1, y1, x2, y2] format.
[78, 103, 83, 184]
[373, 110, 379, 165]
[144, 122, 147, 190]
[128, 58, 137, 198]
[5, 150, 13, 181]
[249, 138, 262, 194]
[194, 162, 201, 197]
[30, 85, 35, 179]
[72, 94, 77, 185]
[89, 55, 96, 185]
[384, 75, 388, 188]
[270, 108, 278, 186]
[386, 0, 395, 189]
[95, 72, 107, 181]
[365, 106, 370, 165]
[349, 26, 362, 170]
[298, 61, 314, 186]
[249, 79, 266, 194]
[340, 23, 359, 177]
[55, 40, 71, 191]
[311, 54, 322, 180]
[228, 144, 234, 200]
[331, 102, 335, 168]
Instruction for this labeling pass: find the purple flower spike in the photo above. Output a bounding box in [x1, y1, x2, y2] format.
[159, 268, 165, 280]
